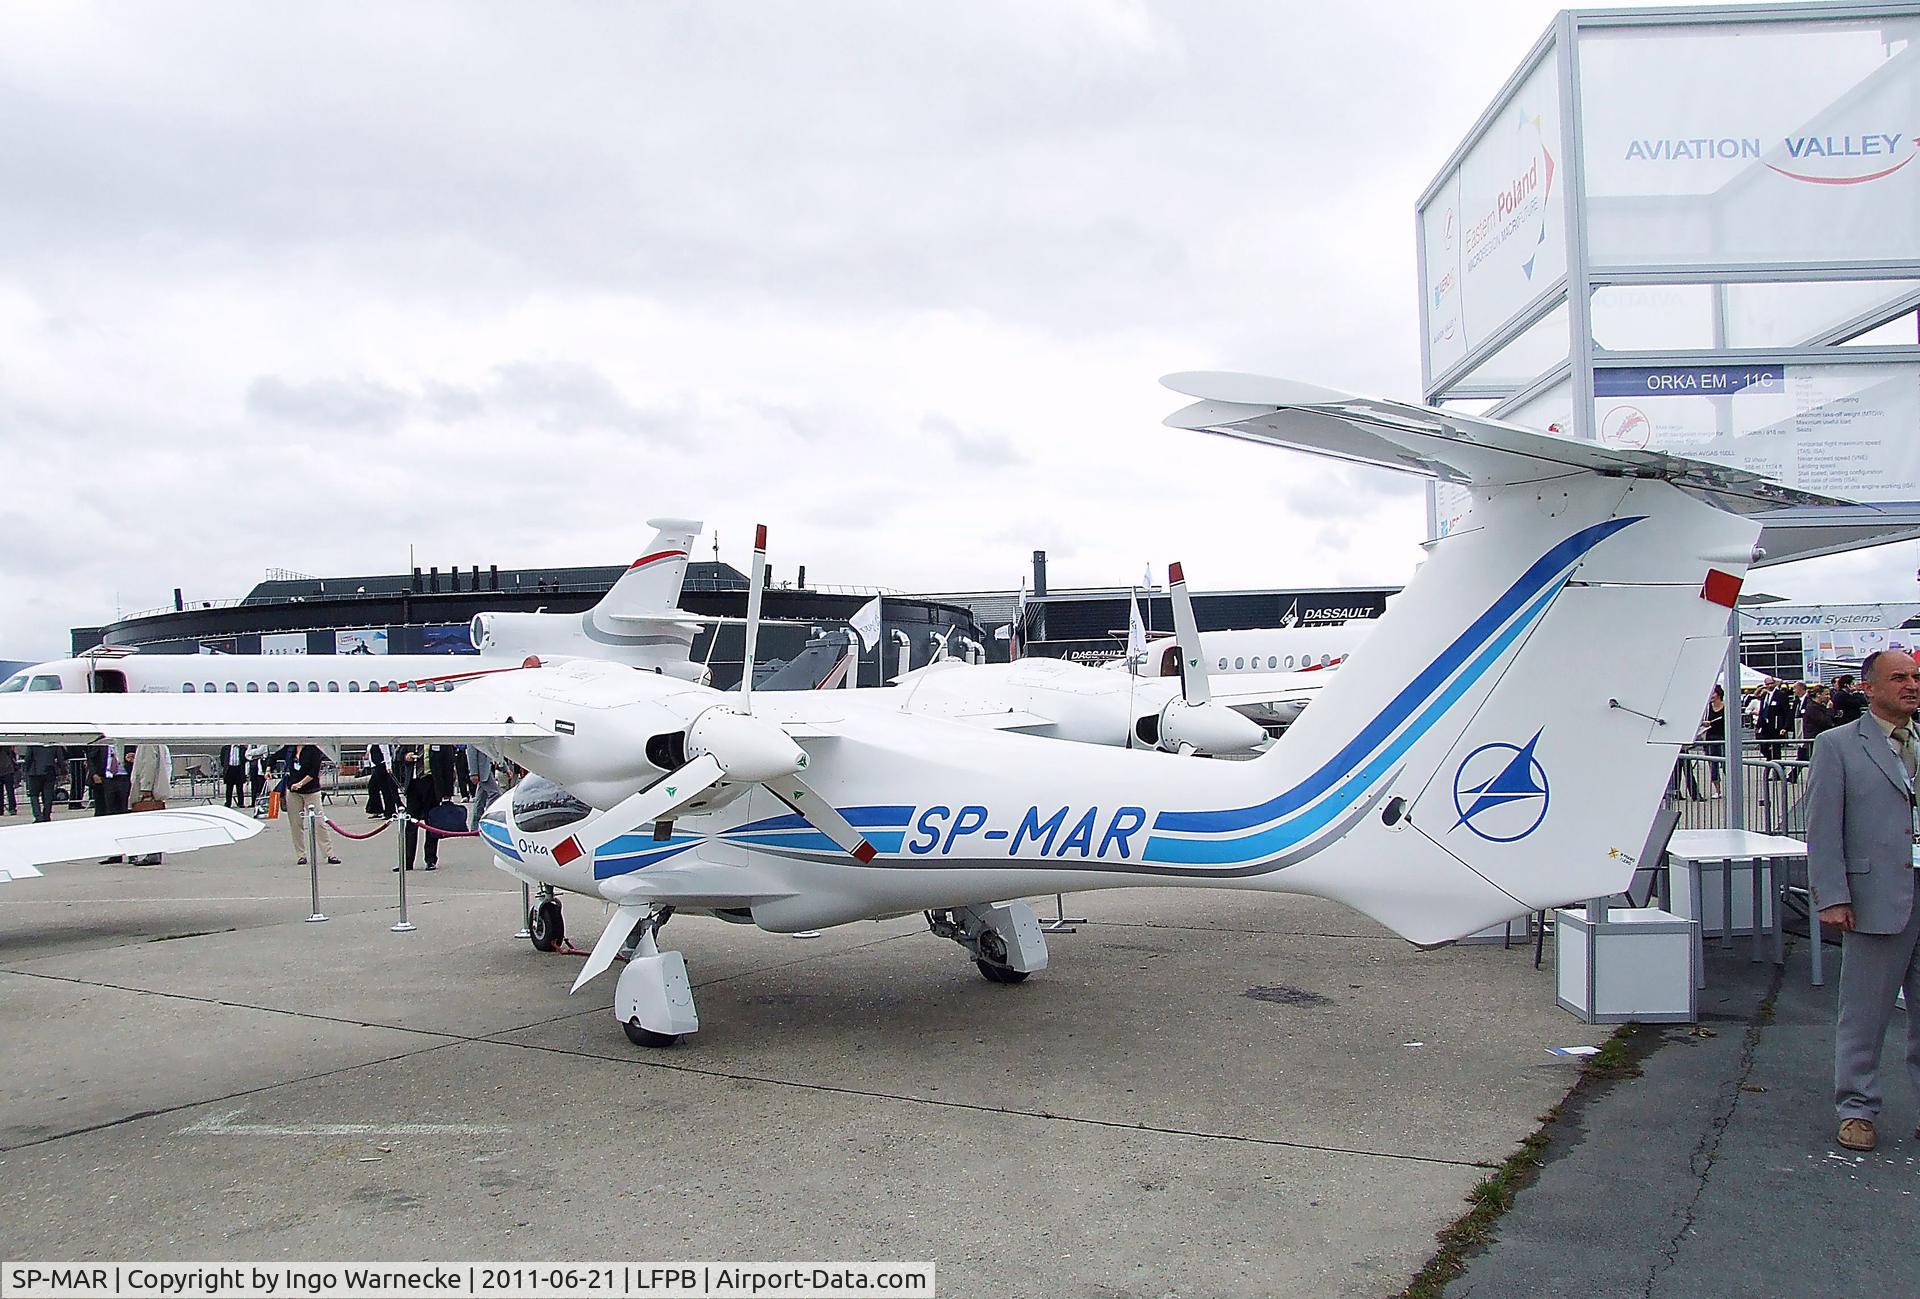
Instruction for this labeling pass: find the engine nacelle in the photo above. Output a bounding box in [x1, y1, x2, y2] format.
[1148, 698, 1268, 756]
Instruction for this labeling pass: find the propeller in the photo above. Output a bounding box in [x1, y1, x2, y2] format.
[553, 524, 878, 872]
[1145, 561, 1267, 756]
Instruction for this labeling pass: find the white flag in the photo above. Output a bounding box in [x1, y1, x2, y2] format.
[1126, 593, 1148, 675]
[849, 596, 882, 651]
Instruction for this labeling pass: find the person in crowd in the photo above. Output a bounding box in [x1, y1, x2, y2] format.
[220, 744, 248, 809]
[398, 743, 457, 871]
[127, 742, 172, 865]
[1692, 684, 1727, 798]
[283, 743, 340, 867]
[1797, 683, 1837, 774]
[1759, 679, 1797, 761]
[90, 743, 131, 862]
[0, 745, 17, 816]
[23, 744, 61, 823]
[466, 744, 502, 823]
[453, 745, 473, 802]
[1807, 649, 1920, 1153]
[364, 742, 398, 819]
[1833, 673, 1867, 725]
[246, 743, 269, 812]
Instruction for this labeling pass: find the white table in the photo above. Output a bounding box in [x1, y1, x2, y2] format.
[1663, 829, 1810, 987]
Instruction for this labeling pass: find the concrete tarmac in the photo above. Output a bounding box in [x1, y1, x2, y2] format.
[0, 799, 1607, 1297]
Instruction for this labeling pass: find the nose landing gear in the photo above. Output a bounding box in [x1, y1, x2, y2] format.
[927, 901, 1049, 984]
[528, 888, 565, 952]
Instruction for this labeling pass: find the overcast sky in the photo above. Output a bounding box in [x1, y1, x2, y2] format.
[1, 1, 1910, 659]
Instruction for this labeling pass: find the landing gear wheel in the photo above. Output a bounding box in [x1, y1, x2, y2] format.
[528, 899, 565, 953]
[975, 959, 1029, 984]
[623, 1016, 682, 1048]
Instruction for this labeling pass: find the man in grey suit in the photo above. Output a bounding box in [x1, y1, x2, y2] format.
[1808, 648, 1920, 1151]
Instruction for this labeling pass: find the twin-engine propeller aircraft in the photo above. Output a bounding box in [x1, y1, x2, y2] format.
[0, 373, 1825, 1048]
[0, 518, 713, 698]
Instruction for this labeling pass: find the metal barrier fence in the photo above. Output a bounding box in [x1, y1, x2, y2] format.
[1664, 752, 1810, 836]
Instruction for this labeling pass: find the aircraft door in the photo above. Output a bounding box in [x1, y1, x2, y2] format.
[89, 669, 128, 693]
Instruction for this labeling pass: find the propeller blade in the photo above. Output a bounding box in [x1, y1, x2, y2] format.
[767, 772, 878, 863]
[1167, 561, 1212, 706]
[739, 523, 768, 711]
[553, 753, 727, 868]
[570, 903, 650, 993]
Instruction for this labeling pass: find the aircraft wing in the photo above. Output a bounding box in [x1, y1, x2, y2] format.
[0, 693, 556, 746]
[0, 806, 263, 881]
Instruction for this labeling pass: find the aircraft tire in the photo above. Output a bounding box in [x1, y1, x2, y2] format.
[529, 900, 564, 953]
[975, 960, 1029, 984]
[623, 1017, 682, 1048]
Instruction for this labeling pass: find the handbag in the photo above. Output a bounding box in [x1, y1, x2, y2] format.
[130, 797, 167, 813]
[425, 802, 469, 834]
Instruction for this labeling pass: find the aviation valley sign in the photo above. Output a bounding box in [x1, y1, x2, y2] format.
[1621, 131, 1914, 186]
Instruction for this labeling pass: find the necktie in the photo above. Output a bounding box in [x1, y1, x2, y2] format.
[1894, 726, 1917, 783]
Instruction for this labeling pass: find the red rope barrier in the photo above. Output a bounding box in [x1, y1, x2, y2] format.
[322, 815, 395, 841]
[421, 822, 480, 839]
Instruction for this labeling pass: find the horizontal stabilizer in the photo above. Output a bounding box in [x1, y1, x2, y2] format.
[1161, 371, 1844, 517]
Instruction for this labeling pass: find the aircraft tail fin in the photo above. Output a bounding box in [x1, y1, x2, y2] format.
[589, 518, 702, 633]
[1157, 375, 1770, 942]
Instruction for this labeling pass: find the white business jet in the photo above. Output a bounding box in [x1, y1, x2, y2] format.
[0, 519, 713, 699]
[0, 373, 1814, 1051]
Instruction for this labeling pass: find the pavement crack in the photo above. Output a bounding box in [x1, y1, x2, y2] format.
[1641, 956, 1785, 1299]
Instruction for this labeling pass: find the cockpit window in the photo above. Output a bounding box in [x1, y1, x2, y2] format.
[28, 675, 64, 692]
[0, 674, 26, 693]
[511, 777, 594, 834]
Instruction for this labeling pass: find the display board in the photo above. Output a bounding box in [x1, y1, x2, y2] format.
[334, 629, 388, 656]
[1420, 55, 1568, 380]
[1579, 17, 1920, 270]
[260, 633, 306, 656]
[1592, 361, 1920, 499]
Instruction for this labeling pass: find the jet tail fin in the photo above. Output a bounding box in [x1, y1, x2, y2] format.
[589, 518, 702, 633]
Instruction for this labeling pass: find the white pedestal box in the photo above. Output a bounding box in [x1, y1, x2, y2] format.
[1555, 907, 1696, 1024]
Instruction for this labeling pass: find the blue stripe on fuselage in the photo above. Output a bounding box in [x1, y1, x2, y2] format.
[1153, 516, 1639, 836]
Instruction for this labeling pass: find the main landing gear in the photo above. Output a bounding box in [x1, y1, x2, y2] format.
[527, 887, 565, 952]
[927, 901, 1049, 985]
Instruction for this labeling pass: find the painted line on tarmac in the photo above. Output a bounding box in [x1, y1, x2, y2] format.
[178, 1108, 510, 1138]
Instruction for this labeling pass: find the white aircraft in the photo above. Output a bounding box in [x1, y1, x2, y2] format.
[0, 373, 1812, 1050]
[867, 562, 1267, 755]
[0, 518, 713, 699]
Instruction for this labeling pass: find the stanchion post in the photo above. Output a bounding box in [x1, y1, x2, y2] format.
[304, 805, 328, 923]
[392, 810, 416, 933]
[515, 879, 532, 940]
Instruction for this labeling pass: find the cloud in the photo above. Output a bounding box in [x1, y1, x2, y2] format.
[245, 374, 409, 432]
[923, 414, 1027, 467]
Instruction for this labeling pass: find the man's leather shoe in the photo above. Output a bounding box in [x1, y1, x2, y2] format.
[1838, 1117, 1877, 1151]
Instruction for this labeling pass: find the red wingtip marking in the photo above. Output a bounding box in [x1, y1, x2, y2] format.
[853, 841, 877, 863]
[553, 836, 584, 866]
[754, 524, 768, 549]
[1169, 562, 1184, 584]
[1701, 569, 1743, 609]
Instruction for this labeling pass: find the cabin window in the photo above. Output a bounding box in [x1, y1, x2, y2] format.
[0, 674, 25, 693]
[1267, 656, 1277, 669]
[308, 681, 319, 693]
[266, 682, 280, 693]
[1217, 658, 1227, 670]
[347, 681, 361, 693]
[245, 682, 259, 693]
[286, 681, 299, 693]
[326, 681, 340, 693]
[1320, 654, 1331, 666]
[205, 683, 217, 694]
[1285, 655, 1294, 668]
[1234, 657, 1245, 670]
[28, 676, 63, 692]
[182, 683, 195, 693]
[387, 681, 398, 692]
[225, 683, 239, 693]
